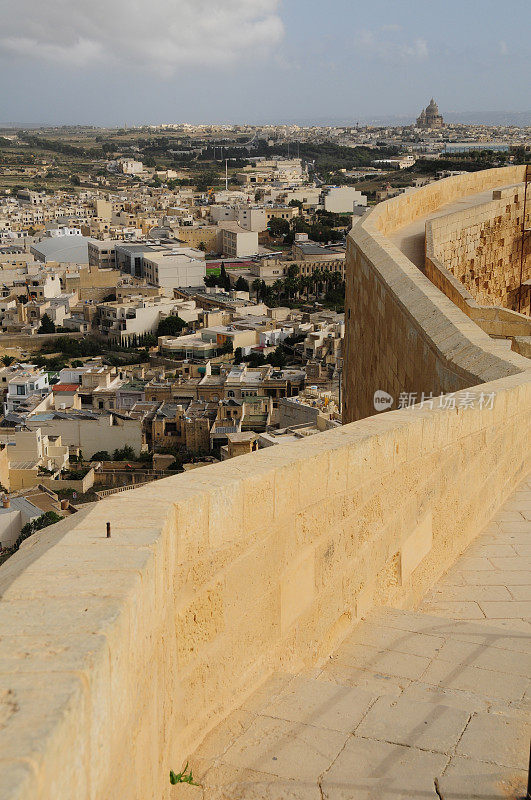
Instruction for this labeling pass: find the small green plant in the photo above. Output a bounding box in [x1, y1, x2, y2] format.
[169, 762, 201, 787]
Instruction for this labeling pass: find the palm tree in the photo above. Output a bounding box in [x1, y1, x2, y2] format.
[313, 269, 323, 297]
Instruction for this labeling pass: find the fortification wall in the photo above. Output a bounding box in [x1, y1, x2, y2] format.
[0, 166, 530, 800]
[1, 372, 529, 800]
[0, 331, 83, 355]
[344, 166, 530, 422]
[426, 185, 530, 313]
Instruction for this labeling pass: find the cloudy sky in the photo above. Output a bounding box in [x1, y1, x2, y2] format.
[0, 0, 529, 125]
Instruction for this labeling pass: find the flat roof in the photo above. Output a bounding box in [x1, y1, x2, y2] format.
[31, 237, 89, 264]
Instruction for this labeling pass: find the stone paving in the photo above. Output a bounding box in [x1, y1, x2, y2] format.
[179, 478, 530, 800]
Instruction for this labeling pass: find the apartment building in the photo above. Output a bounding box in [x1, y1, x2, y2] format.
[87, 239, 120, 269]
[321, 186, 367, 213]
[141, 252, 206, 289]
[5, 370, 50, 414]
[237, 206, 295, 232]
[98, 297, 197, 344]
[219, 223, 258, 258]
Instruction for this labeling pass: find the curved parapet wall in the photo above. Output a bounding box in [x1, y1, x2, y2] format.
[344, 165, 530, 422]
[425, 185, 531, 330]
[0, 166, 530, 800]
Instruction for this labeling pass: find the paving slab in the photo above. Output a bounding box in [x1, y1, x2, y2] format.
[456, 712, 531, 769]
[437, 756, 527, 800]
[419, 657, 528, 703]
[420, 599, 486, 619]
[434, 637, 531, 677]
[331, 642, 432, 680]
[317, 662, 410, 696]
[321, 736, 448, 800]
[336, 621, 445, 659]
[260, 676, 376, 733]
[424, 584, 513, 602]
[221, 715, 347, 782]
[355, 694, 470, 754]
[478, 600, 531, 619]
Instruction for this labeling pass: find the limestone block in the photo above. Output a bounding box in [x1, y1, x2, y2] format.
[401, 512, 433, 583]
[176, 581, 225, 667]
[273, 459, 300, 521]
[0, 672, 90, 800]
[280, 548, 315, 635]
[208, 481, 244, 548]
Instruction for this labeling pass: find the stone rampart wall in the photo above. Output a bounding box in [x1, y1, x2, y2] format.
[0, 331, 84, 355]
[0, 371, 529, 799]
[426, 185, 530, 313]
[0, 166, 530, 800]
[344, 166, 530, 422]
[425, 219, 531, 339]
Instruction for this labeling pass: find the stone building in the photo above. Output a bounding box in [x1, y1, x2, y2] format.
[416, 97, 444, 128]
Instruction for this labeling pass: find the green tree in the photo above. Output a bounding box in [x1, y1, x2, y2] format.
[268, 217, 290, 238]
[14, 511, 62, 552]
[196, 170, 219, 192]
[219, 264, 231, 290]
[1, 355, 14, 366]
[112, 445, 136, 461]
[204, 273, 218, 288]
[287, 264, 300, 279]
[235, 276, 249, 291]
[91, 450, 110, 461]
[233, 347, 243, 363]
[157, 315, 186, 337]
[267, 346, 287, 368]
[247, 352, 267, 367]
[38, 313, 55, 334]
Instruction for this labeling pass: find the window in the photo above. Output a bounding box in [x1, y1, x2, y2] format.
[16, 385, 26, 395]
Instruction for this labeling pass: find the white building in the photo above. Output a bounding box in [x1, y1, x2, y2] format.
[120, 159, 144, 175]
[47, 227, 82, 238]
[141, 253, 206, 289]
[219, 223, 259, 258]
[5, 370, 50, 414]
[98, 297, 198, 344]
[322, 187, 367, 214]
[0, 496, 43, 548]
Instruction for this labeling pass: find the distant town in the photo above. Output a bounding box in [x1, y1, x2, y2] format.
[0, 101, 529, 558]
